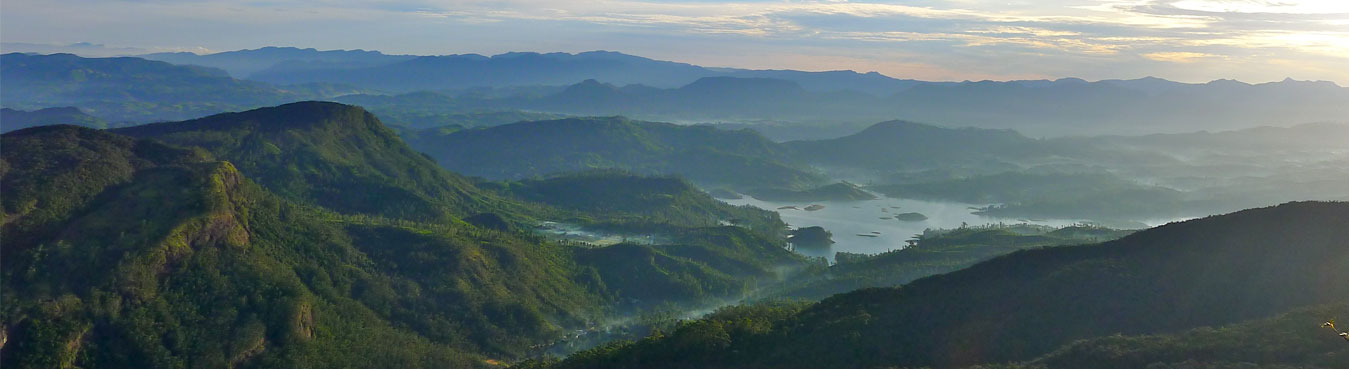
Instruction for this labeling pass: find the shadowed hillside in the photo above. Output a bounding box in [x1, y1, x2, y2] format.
[408, 116, 824, 190]
[540, 201, 1349, 369]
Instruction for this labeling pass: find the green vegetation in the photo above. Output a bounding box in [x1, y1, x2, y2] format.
[787, 226, 835, 250]
[978, 303, 1349, 369]
[2, 103, 822, 368]
[113, 101, 507, 222]
[406, 116, 824, 190]
[537, 202, 1349, 369]
[0, 107, 106, 133]
[772, 224, 1133, 299]
[1, 126, 490, 368]
[488, 170, 785, 236]
[573, 226, 804, 309]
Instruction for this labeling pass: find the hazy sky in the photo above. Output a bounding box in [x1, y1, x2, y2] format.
[3, 0, 1347, 83]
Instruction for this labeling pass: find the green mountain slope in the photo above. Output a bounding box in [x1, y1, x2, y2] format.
[491, 170, 785, 235]
[987, 303, 1349, 369]
[406, 116, 824, 190]
[771, 224, 1133, 300]
[543, 201, 1349, 369]
[113, 101, 501, 222]
[2, 106, 820, 368]
[0, 126, 491, 368]
[573, 226, 803, 310]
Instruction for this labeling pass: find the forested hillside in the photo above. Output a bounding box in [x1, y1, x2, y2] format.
[113, 101, 503, 222]
[408, 116, 824, 190]
[541, 202, 1349, 369]
[0, 103, 817, 368]
[1, 126, 501, 368]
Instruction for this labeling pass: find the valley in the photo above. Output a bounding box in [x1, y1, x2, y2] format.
[1, 39, 1346, 369]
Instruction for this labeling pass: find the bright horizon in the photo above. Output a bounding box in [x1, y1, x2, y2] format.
[3, 0, 1348, 85]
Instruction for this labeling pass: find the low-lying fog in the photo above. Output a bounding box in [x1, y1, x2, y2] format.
[726, 193, 1182, 261]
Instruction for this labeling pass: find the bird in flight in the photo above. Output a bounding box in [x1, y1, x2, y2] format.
[1323, 320, 1349, 342]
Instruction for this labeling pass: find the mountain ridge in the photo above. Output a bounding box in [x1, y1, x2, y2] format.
[406, 116, 825, 190]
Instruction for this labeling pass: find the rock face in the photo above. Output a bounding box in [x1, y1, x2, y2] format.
[788, 226, 834, 249]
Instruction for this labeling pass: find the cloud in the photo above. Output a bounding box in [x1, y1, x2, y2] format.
[1143, 51, 1220, 62]
[1, 0, 1345, 83]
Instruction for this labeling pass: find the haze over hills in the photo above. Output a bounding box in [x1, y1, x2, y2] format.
[3, 41, 1348, 369]
[139, 47, 915, 94]
[0, 53, 301, 122]
[407, 116, 825, 191]
[125, 47, 1349, 134]
[0, 106, 106, 133]
[6, 50, 1346, 135]
[787, 120, 1035, 171]
[141, 46, 419, 78]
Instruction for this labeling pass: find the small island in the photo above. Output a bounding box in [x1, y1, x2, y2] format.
[788, 226, 835, 249]
[894, 212, 929, 221]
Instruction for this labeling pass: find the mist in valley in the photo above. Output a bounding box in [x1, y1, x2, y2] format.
[3, 1, 1349, 368]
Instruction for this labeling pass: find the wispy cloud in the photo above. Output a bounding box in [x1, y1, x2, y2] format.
[1, 0, 1345, 83]
[1143, 51, 1220, 62]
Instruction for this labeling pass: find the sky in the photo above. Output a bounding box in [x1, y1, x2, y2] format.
[3, 0, 1347, 84]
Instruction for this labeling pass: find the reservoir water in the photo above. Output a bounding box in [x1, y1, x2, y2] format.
[723, 195, 1081, 260]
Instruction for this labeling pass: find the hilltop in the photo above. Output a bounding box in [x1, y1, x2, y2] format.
[113, 101, 500, 221]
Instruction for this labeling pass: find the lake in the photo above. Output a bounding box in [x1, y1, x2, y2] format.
[723, 195, 1082, 260]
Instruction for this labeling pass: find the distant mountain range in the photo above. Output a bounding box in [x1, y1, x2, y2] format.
[142, 46, 419, 78]
[6, 49, 1346, 134]
[140, 47, 915, 94]
[0, 53, 302, 122]
[0, 106, 105, 133]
